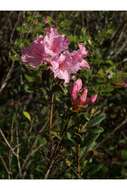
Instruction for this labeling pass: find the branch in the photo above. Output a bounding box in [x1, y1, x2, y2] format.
[0, 61, 15, 95]
[96, 117, 127, 149]
[48, 94, 54, 141]
[76, 143, 81, 178]
[0, 12, 22, 95]
[0, 156, 12, 178]
[44, 115, 72, 179]
[0, 128, 17, 157]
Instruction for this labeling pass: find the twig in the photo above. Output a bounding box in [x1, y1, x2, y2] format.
[21, 137, 39, 170]
[8, 113, 15, 178]
[76, 126, 81, 178]
[115, 24, 126, 46]
[10, 12, 22, 44]
[112, 39, 127, 59]
[76, 143, 81, 178]
[0, 12, 22, 95]
[21, 134, 45, 178]
[96, 117, 127, 149]
[0, 128, 17, 157]
[0, 156, 12, 179]
[15, 124, 22, 178]
[44, 159, 55, 179]
[44, 115, 72, 179]
[22, 143, 44, 178]
[0, 61, 15, 95]
[48, 94, 54, 141]
[20, 120, 49, 178]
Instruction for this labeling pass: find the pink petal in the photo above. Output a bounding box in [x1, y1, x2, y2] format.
[49, 55, 71, 83]
[90, 94, 97, 104]
[78, 43, 88, 57]
[79, 60, 90, 69]
[43, 27, 69, 58]
[21, 36, 46, 68]
[71, 79, 82, 102]
[79, 87, 88, 105]
[70, 47, 90, 74]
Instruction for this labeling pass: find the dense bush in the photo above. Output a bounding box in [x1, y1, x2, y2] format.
[0, 11, 127, 179]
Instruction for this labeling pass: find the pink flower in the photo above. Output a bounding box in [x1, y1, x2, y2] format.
[49, 45, 90, 83]
[90, 94, 98, 103]
[43, 27, 69, 58]
[21, 27, 90, 84]
[71, 79, 83, 101]
[49, 51, 72, 83]
[21, 36, 47, 68]
[71, 79, 97, 110]
[70, 44, 90, 73]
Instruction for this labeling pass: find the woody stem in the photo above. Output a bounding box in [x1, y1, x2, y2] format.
[49, 93, 54, 141]
[76, 142, 81, 178]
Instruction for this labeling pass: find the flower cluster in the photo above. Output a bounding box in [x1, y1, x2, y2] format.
[21, 26, 97, 110]
[21, 27, 89, 83]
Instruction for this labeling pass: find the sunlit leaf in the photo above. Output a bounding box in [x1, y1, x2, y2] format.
[23, 111, 31, 122]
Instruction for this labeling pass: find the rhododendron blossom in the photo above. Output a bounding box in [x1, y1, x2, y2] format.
[49, 52, 72, 83]
[21, 27, 69, 68]
[69, 44, 90, 73]
[21, 26, 90, 84]
[21, 36, 47, 68]
[43, 27, 69, 58]
[71, 79, 97, 110]
[49, 46, 90, 83]
[21, 26, 98, 112]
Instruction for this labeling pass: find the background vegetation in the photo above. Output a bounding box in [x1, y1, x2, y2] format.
[0, 11, 127, 179]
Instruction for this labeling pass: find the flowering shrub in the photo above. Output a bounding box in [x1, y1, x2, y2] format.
[21, 26, 97, 110]
[1, 12, 127, 179]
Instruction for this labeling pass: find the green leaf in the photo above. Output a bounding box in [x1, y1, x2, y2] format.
[121, 150, 127, 160]
[23, 111, 31, 122]
[38, 137, 47, 146]
[88, 113, 106, 127]
[24, 74, 35, 82]
[67, 132, 74, 143]
[83, 127, 104, 151]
